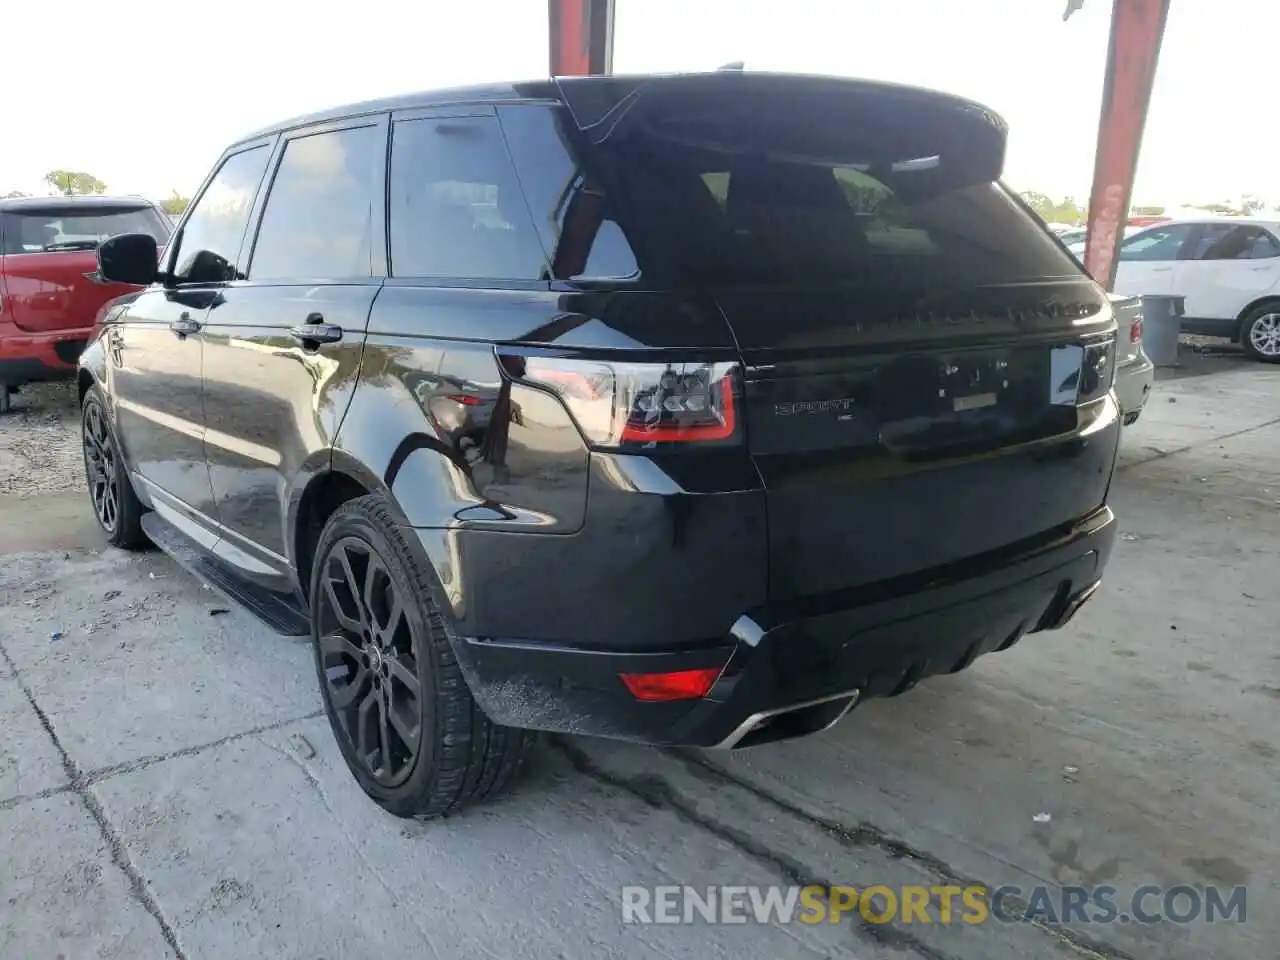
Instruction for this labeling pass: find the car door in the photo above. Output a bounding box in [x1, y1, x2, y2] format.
[199, 116, 386, 590]
[1111, 222, 1196, 299]
[110, 143, 273, 543]
[1173, 223, 1280, 320]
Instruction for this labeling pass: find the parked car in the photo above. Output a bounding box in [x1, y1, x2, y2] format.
[0, 196, 171, 412]
[1057, 226, 1088, 247]
[79, 72, 1120, 818]
[1112, 217, 1280, 361]
[1110, 293, 1154, 423]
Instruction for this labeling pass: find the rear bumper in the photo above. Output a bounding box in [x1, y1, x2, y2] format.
[447, 505, 1116, 748]
[1115, 353, 1153, 420]
[0, 321, 92, 384]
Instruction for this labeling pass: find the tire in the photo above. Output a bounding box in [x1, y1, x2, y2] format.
[308, 495, 533, 818]
[0, 384, 12, 415]
[1240, 303, 1280, 363]
[81, 386, 148, 549]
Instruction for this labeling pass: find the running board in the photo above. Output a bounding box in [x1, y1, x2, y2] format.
[140, 513, 311, 636]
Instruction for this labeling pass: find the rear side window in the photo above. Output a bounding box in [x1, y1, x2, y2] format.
[388, 115, 547, 280]
[173, 145, 271, 284]
[1196, 224, 1280, 261]
[553, 99, 1082, 289]
[250, 125, 384, 280]
[0, 205, 169, 255]
[498, 105, 640, 281]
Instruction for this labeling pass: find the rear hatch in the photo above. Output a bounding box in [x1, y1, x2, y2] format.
[559, 73, 1118, 601]
[0, 200, 169, 332]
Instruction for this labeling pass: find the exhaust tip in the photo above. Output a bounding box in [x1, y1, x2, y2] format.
[717, 689, 860, 750]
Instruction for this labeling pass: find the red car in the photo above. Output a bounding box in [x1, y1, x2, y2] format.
[0, 195, 171, 412]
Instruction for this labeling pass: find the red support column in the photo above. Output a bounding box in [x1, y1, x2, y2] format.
[1082, 0, 1173, 290]
[548, 0, 615, 76]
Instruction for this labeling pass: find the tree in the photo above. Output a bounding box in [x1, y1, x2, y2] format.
[161, 190, 190, 217]
[43, 170, 107, 196]
[2, 190, 30, 199]
[1241, 195, 1264, 215]
[1018, 191, 1085, 226]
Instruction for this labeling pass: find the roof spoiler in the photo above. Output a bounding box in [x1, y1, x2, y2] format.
[553, 72, 1008, 183]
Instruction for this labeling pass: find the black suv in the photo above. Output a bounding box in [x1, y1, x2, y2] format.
[80, 72, 1119, 818]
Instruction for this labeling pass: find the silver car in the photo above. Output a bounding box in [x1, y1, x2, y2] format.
[1110, 293, 1155, 425]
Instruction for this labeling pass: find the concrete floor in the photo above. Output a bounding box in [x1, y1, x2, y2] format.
[0, 356, 1276, 959]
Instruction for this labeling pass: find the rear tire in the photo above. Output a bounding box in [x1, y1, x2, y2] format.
[1240, 304, 1280, 363]
[309, 495, 533, 818]
[81, 386, 148, 549]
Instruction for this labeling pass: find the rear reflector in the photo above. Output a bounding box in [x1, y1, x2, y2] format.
[620, 667, 723, 701]
[1130, 316, 1144, 344]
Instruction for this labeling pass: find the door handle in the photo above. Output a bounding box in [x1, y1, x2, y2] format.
[1151, 267, 1173, 273]
[169, 312, 201, 338]
[290, 314, 343, 348]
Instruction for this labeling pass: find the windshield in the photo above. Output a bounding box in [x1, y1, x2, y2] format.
[1, 205, 171, 254]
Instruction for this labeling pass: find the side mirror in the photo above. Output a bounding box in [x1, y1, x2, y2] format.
[98, 233, 159, 287]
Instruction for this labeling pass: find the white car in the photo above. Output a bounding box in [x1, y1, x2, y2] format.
[1109, 293, 1154, 425]
[1112, 217, 1280, 362]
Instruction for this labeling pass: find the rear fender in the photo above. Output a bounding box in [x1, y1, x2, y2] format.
[331, 339, 593, 621]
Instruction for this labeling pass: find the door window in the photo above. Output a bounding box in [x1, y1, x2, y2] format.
[1117, 224, 1194, 262]
[1197, 224, 1280, 261]
[249, 125, 384, 280]
[388, 115, 548, 280]
[171, 145, 271, 284]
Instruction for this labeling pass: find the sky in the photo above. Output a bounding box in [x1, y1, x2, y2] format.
[2, 0, 1275, 208]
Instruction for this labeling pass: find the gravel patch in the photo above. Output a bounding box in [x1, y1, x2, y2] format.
[0, 383, 81, 498]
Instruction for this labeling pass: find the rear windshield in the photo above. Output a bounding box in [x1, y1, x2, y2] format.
[574, 100, 1082, 289]
[1, 205, 171, 255]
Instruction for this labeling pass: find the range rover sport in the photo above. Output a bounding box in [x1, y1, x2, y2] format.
[79, 72, 1119, 818]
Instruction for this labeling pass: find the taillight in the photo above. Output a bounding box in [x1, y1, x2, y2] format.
[1130, 316, 1144, 344]
[517, 357, 741, 448]
[444, 393, 483, 406]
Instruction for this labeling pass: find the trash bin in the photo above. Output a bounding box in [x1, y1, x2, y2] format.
[1139, 294, 1185, 367]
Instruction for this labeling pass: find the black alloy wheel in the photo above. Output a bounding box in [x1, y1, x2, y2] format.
[316, 536, 422, 788]
[83, 400, 120, 534]
[80, 388, 147, 549]
[309, 496, 532, 818]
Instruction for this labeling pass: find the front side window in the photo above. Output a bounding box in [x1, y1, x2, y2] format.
[1, 205, 170, 255]
[172, 145, 271, 284]
[1117, 224, 1194, 262]
[250, 125, 384, 280]
[389, 115, 548, 280]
